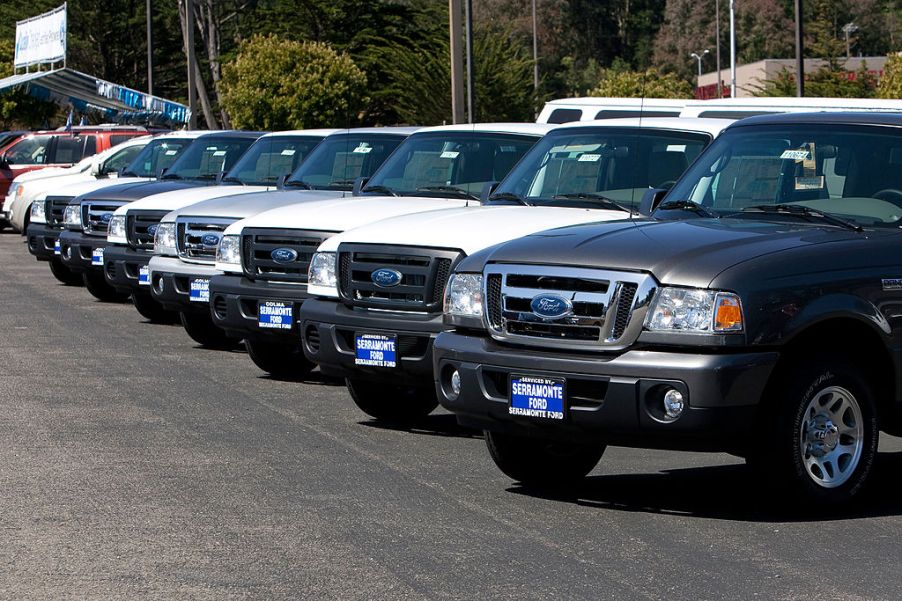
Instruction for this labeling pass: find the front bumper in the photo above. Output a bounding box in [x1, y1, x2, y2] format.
[148, 255, 221, 313]
[26, 223, 63, 261]
[301, 298, 444, 384]
[103, 245, 155, 294]
[209, 273, 309, 341]
[59, 230, 107, 274]
[433, 331, 779, 452]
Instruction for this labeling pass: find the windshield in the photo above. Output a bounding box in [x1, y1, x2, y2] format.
[492, 127, 710, 208]
[224, 135, 324, 186]
[665, 123, 902, 228]
[165, 135, 258, 181]
[285, 133, 405, 191]
[123, 137, 193, 177]
[363, 131, 538, 198]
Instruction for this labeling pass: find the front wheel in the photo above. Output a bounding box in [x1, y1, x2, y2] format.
[485, 430, 605, 489]
[131, 292, 178, 324]
[245, 339, 314, 380]
[346, 377, 438, 423]
[179, 311, 241, 350]
[49, 257, 82, 286]
[82, 271, 129, 302]
[748, 356, 878, 507]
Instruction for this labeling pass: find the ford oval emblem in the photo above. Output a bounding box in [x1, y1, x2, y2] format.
[147, 224, 158, 236]
[202, 233, 221, 247]
[371, 268, 403, 288]
[530, 294, 573, 319]
[101, 213, 113, 223]
[271, 247, 298, 264]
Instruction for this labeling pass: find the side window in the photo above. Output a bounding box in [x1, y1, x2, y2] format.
[3, 137, 52, 165]
[546, 108, 583, 124]
[53, 137, 85, 164]
[109, 135, 134, 147]
[102, 144, 143, 175]
[82, 135, 97, 158]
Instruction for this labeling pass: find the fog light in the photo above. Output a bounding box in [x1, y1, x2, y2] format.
[663, 389, 685, 420]
[450, 369, 461, 396]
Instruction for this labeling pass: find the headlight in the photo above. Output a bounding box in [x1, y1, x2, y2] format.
[154, 222, 177, 256]
[63, 204, 82, 228]
[30, 200, 47, 223]
[217, 234, 241, 265]
[444, 273, 484, 317]
[645, 287, 743, 333]
[108, 214, 126, 241]
[307, 252, 337, 297]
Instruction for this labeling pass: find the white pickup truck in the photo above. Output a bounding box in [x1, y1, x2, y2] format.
[206, 123, 552, 375]
[104, 129, 337, 323]
[296, 118, 732, 421]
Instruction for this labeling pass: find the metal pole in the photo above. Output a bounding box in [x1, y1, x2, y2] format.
[729, 0, 736, 98]
[146, 0, 153, 96]
[465, 0, 475, 123]
[532, 0, 539, 111]
[449, 0, 465, 124]
[186, 0, 197, 128]
[795, 0, 804, 97]
[715, 0, 722, 97]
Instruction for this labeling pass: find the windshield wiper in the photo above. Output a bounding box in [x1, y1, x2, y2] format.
[284, 179, 313, 189]
[221, 175, 244, 185]
[161, 172, 182, 180]
[120, 169, 139, 178]
[193, 173, 220, 181]
[730, 204, 863, 232]
[552, 192, 635, 214]
[328, 179, 356, 187]
[657, 199, 718, 218]
[362, 185, 398, 196]
[416, 185, 480, 201]
[487, 192, 531, 206]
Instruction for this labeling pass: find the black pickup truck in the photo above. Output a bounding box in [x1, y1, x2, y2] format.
[434, 112, 902, 506]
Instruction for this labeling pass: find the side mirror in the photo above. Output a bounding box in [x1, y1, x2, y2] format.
[352, 176, 370, 196]
[0, 155, 9, 169]
[90, 161, 102, 177]
[276, 174, 289, 190]
[158, 167, 169, 180]
[480, 181, 500, 203]
[638, 188, 668, 216]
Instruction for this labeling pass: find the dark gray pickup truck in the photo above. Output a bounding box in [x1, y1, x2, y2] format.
[434, 112, 902, 506]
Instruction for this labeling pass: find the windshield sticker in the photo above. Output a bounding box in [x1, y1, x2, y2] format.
[281, 149, 296, 156]
[164, 150, 178, 155]
[795, 176, 825, 190]
[353, 144, 372, 154]
[882, 278, 902, 290]
[781, 149, 811, 161]
[578, 154, 602, 162]
[212, 150, 227, 156]
[666, 144, 687, 152]
[440, 150, 460, 159]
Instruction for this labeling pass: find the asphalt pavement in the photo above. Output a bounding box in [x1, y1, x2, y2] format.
[1, 231, 901, 600]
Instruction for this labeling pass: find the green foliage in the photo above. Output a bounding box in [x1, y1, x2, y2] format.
[877, 54, 902, 99]
[756, 63, 878, 98]
[220, 35, 368, 130]
[0, 38, 61, 129]
[588, 68, 694, 99]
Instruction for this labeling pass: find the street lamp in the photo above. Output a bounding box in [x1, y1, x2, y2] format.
[690, 49, 710, 86]
[842, 22, 859, 58]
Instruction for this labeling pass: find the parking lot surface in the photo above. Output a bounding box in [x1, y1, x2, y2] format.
[1, 231, 901, 600]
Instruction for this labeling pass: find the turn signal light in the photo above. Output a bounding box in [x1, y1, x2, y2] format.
[714, 294, 743, 332]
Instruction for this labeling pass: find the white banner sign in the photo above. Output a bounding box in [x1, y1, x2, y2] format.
[14, 4, 67, 68]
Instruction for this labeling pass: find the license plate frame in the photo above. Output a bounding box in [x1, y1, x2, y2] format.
[508, 374, 567, 421]
[354, 333, 397, 368]
[258, 300, 293, 330]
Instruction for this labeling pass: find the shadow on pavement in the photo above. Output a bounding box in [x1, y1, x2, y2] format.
[259, 371, 344, 386]
[359, 413, 483, 440]
[507, 451, 902, 522]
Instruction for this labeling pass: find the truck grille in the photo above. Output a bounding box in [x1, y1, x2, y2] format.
[483, 264, 657, 351]
[45, 196, 74, 228]
[127, 210, 169, 250]
[337, 244, 462, 312]
[175, 217, 236, 264]
[241, 228, 331, 283]
[82, 201, 125, 236]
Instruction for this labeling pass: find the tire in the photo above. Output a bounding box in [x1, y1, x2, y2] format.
[747, 356, 878, 507]
[245, 339, 314, 380]
[485, 430, 605, 490]
[179, 311, 241, 350]
[131, 292, 178, 324]
[82, 271, 129, 302]
[49, 257, 82, 286]
[345, 377, 439, 423]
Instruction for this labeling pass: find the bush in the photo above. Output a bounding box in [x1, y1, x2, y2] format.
[877, 54, 902, 99]
[588, 68, 694, 99]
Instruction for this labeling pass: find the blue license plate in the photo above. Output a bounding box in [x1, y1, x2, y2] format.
[354, 333, 397, 368]
[91, 247, 104, 266]
[189, 278, 210, 302]
[258, 301, 293, 330]
[138, 265, 150, 286]
[53, 239, 61, 255]
[509, 375, 566, 420]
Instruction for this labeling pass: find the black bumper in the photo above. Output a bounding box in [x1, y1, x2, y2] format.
[26, 223, 63, 261]
[59, 230, 106, 274]
[433, 331, 779, 452]
[209, 274, 309, 341]
[150, 269, 211, 313]
[103, 245, 154, 294]
[301, 298, 444, 384]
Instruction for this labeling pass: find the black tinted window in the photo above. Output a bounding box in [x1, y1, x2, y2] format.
[546, 108, 583, 124]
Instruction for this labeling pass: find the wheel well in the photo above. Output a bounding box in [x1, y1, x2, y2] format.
[774, 318, 895, 425]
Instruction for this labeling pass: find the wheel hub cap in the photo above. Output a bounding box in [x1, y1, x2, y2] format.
[807, 417, 840, 456]
[798, 385, 864, 489]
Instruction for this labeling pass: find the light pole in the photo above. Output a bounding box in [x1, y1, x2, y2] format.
[729, 0, 736, 98]
[842, 22, 858, 58]
[690, 49, 710, 91]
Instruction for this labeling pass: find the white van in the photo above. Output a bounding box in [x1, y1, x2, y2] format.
[537, 97, 688, 124]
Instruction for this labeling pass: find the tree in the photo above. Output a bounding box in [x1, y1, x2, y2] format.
[877, 53, 902, 98]
[588, 68, 694, 98]
[219, 35, 367, 130]
[756, 62, 878, 97]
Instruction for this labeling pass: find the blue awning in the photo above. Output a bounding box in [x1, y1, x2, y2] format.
[0, 67, 190, 125]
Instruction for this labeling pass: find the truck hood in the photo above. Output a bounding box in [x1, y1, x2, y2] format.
[44, 177, 151, 199]
[77, 179, 205, 202]
[224, 196, 473, 236]
[469, 217, 875, 289]
[113, 184, 273, 216]
[14, 165, 81, 183]
[163, 189, 350, 223]
[318, 205, 628, 254]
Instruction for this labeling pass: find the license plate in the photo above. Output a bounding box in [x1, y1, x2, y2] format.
[91, 247, 104, 266]
[53, 239, 61, 255]
[354, 333, 397, 368]
[258, 300, 293, 330]
[138, 265, 150, 286]
[189, 277, 210, 302]
[509, 375, 566, 421]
